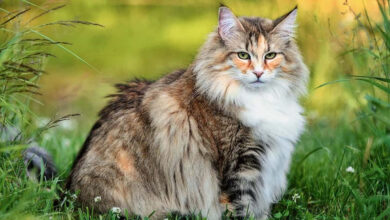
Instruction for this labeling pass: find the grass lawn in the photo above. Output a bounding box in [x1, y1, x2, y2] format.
[0, 0, 389, 219]
[1, 113, 388, 219]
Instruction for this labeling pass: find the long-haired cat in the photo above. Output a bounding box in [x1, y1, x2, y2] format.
[66, 5, 308, 219]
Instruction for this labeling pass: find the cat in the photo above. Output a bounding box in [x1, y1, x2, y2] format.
[65, 5, 308, 219]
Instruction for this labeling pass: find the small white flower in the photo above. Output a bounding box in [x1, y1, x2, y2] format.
[111, 207, 121, 214]
[292, 193, 300, 202]
[94, 196, 102, 203]
[70, 194, 77, 200]
[346, 166, 355, 173]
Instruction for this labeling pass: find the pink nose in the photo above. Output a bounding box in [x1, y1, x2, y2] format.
[253, 71, 264, 78]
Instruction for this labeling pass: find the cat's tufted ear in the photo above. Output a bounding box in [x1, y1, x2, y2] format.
[272, 6, 298, 38]
[218, 6, 244, 42]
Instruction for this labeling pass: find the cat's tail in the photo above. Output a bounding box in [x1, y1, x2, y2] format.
[1, 123, 57, 180]
[23, 145, 57, 180]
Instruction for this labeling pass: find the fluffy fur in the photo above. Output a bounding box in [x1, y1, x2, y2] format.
[67, 6, 308, 219]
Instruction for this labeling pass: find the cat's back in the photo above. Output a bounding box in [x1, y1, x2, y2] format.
[98, 69, 185, 121]
[68, 78, 153, 185]
[68, 70, 187, 181]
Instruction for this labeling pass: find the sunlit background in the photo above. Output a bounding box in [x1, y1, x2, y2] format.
[1, 0, 383, 128]
[1, 0, 389, 219]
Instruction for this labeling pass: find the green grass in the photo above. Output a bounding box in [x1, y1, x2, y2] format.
[0, 0, 389, 219]
[2, 117, 388, 219]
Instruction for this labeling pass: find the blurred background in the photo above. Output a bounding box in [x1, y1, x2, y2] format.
[1, 0, 383, 128]
[1, 1, 389, 219]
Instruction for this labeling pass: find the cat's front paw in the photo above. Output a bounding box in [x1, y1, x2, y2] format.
[219, 193, 234, 212]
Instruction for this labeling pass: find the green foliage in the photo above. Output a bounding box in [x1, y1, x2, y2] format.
[0, 2, 103, 220]
[271, 1, 390, 219]
[0, 9, 44, 130]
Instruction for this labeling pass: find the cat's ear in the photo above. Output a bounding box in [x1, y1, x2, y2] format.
[218, 6, 244, 42]
[272, 6, 298, 38]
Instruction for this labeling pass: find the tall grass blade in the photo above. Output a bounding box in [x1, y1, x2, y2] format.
[30, 29, 101, 73]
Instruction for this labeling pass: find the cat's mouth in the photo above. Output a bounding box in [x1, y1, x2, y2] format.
[250, 79, 264, 84]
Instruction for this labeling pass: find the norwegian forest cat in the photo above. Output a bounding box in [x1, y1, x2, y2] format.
[66, 5, 308, 219]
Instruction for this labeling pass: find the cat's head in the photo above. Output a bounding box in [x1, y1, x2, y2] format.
[194, 6, 308, 105]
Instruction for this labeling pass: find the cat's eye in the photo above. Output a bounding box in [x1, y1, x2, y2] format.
[237, 52, 250, 60]
[264, 52, 277, 60]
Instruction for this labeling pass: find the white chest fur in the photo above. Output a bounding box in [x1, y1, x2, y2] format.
[235, 87, 305, 209]
[236, 88, 305, 144]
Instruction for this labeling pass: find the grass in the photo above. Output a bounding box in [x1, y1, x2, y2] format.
[0, 0, 389, 219]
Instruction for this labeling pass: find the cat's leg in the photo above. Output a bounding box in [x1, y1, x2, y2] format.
[203, 201, 224, 220]
[162, 160, 223, 220]
[220, 178, 269, 219]
[220, 145, 270, 219]
[70, 152, 172, 218]
[73, 167, 173, 218]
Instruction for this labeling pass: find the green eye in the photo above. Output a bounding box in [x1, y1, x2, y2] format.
[237, 52, 250, 60]
[265, 52, 277, 60]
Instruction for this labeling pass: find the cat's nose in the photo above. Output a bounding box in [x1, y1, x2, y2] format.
[253, 71, 264, 78]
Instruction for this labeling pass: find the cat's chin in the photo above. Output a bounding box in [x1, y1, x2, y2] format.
[240, 79, 293, 97]
[243, 81, 266, 89]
